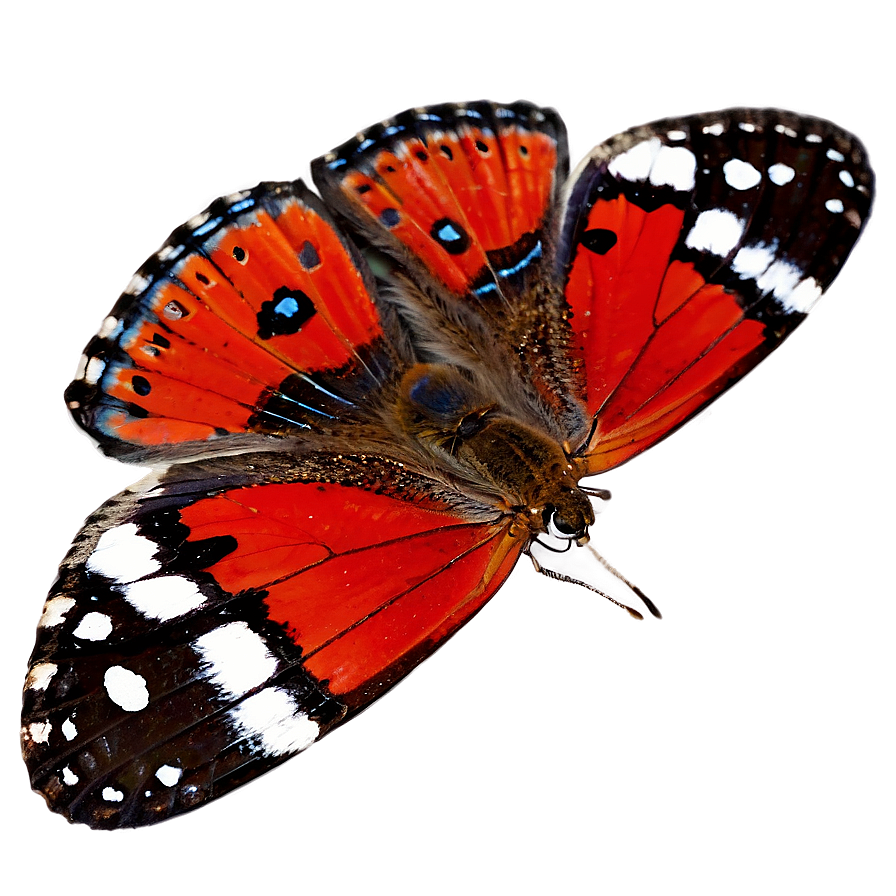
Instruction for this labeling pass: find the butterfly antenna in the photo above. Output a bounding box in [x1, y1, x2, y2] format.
[585, 543, 662, 619]
[528, 551, 644, 620]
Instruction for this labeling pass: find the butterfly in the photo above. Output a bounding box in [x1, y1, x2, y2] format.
[21, 101, 873, 829]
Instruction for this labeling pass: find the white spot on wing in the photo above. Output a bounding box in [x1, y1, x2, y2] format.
[26, 662, 58, 691]
[62, 717, 77, 741]
[703, 122, 724, 136]
[187, 210, 211, 230]
[124, 575, 205, 621]
[102, 787, 124, 802]
[757, 258, 805, 301]
[784, 277, 823, 313]
[839, 170, 855, 188]
[104, 665, 150, 711]
[825, 198, 844, 213]
[608, 137, 657, 182]
[155, 764, 183, 787]
[229, 687, 320, 757]
[768, 163, 795, 185]
[97, 315, 119, 338]
[732, 242, 778, 279]
[194, 622, 277, 700]
[649, 144, 696, 191]
[125, 273, 150, 295]
[73, 611, 113, 641]
[827, 148, 845, 162]
[731, 242, 816, 311]
[608, 137, 695, 192]
[684, 208, 745, 256]
[723, 158, 762, 190]
[40, 596, 76, 628]
[26, 721, 52, 744]
[86, 523, 161, 584]
[84, 357, 106, 385]
[62, 766, 79, 785]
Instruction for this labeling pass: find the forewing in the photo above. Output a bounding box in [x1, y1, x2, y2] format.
[313, 101, 586, 441]
[22, 454, 521, 828]
[313, 99, 568, 298]
[67, 181, 398, 461]
[557, 108, 873, 472]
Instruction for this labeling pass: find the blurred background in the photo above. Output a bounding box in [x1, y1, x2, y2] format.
[3, 2, 892, 893]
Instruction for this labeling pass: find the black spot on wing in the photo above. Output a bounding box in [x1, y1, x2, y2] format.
[256, 287, 316, 340]
[581, 228, 618, 254]
[430, 218, 470, 255]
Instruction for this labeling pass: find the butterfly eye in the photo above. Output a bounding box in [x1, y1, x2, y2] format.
[542, 489, 595, 544]
[543, 508, 581, 541]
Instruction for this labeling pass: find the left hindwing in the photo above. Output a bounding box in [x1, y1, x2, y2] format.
[557, 108, 873, 472]
[22, 454, 521, 829]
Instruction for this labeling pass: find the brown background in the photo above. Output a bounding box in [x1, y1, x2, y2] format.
[4, 2, 892, 894]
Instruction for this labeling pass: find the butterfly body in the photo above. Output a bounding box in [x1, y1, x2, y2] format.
[23, 101, 873, 828]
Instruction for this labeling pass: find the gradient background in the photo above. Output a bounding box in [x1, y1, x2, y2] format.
[4, 3, 892, 893]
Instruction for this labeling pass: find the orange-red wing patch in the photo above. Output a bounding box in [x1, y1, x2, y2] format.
[566, 196, 764, 472]
[559, 109, 873, 471]
[176, 472, 521, 708]
[313, 100, 566, 296]
[66, 181, 389, 459]
[564, 197, 769, 470]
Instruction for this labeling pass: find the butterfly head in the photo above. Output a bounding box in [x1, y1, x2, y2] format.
[541, 487, 595, 546]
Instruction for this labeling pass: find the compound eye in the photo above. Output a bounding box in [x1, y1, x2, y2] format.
[546, 510, 580, 540]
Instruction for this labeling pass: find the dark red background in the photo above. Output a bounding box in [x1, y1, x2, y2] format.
[5, 4, 890, 894]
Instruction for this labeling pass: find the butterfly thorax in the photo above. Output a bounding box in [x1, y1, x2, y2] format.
[397, 363, 594, 540]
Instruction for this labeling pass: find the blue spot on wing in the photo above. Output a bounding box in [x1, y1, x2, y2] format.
[437, 222, 462, 243]
[228, 197, 256, 214]
[273, 296, 300, 318]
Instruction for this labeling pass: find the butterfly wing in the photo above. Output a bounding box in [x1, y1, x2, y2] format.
[312, 100, 588, 444]
[556, 108, 874, 472]
[67, 180, 400, 461]
[22, 453, 521, 828]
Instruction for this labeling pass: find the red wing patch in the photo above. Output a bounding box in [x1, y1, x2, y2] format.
[21, 453, 521, 828]
[175, 474, 520, 704]
[66, 181, 391, 460]
[558, 109, 873, 471]
[312, 100, 567, 297]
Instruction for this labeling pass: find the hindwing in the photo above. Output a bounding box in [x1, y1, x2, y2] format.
[22, 453, 521, 828]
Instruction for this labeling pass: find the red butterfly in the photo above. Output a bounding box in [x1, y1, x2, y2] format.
[21, 101, 873, 828]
